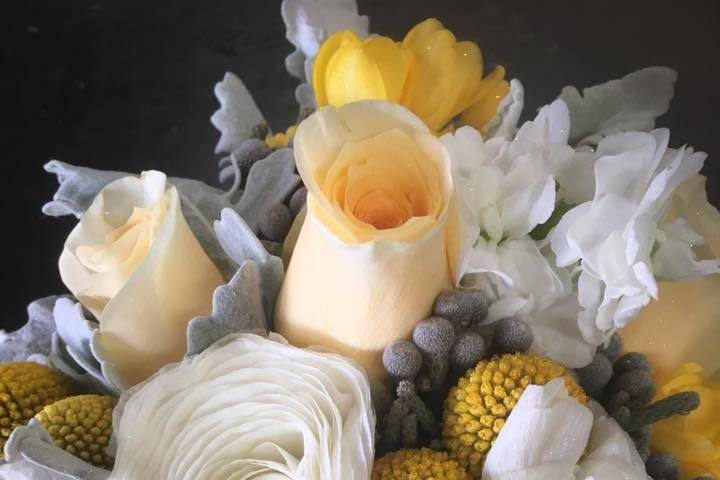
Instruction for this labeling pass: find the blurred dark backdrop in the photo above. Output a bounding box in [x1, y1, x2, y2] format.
[2, 0, 719, 329]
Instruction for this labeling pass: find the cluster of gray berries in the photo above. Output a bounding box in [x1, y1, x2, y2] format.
[379, 287, 535, 451]
[218, 125, 307, 251]
[573, 334, 705, 480]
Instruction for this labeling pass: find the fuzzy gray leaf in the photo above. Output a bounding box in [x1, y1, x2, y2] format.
[0, 296, 62, 362]
[210, 72, 265, 154]
[186, 260, 268, 356]
[4, 420, 110, 480]
[235, 148, 301, 232]
[213, 208, 285, 321]
[42, 161, 126, 218]
[560, 67, 677, 145]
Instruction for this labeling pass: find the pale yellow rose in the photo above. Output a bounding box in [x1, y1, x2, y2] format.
[622, 175, 720, 380]
[312, 18, 509, 134]
[275, 100, 462, 381]
[59, 171, 225, 387]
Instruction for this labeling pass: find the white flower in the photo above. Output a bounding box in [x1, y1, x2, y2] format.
[109, 333, 375, 480]
[482, 378, 648, 480]
[443, 100, 599, 366]
[551, 129, 718, 344]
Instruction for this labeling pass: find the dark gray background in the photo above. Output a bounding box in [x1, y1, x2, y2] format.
[3, 0, 719, 329]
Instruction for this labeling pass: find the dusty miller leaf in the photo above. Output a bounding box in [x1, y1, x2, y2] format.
[210, 72, 265, 154]
[560, 67, 677, 145]
[4, 420, 110, 480]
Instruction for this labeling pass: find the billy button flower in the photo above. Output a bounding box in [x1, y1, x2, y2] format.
[0, 362, 75, 456]
[443, 353, 587, 477]
[313, 18, 509, 134]
[35, 394, 117, 469]
[372, 448, 470, 480]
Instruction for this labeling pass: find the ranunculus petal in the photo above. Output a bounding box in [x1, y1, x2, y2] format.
[110, 333, 375, 480]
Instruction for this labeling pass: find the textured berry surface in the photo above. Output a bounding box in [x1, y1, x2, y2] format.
[36, 394, 117, 469]
[0, 362, 75, 456]
[383, 341, 423, 380]
[443, 353, 586, 477]
[232, 138, 271, 170]
[413, 317, 455, 355]
[575, 353, 613, 396]
[645, 452, 680, 480]
[492, 317, 533, 353]
[433, 289, 487, 331]
[372, 448, 470, 480]
[260, 203, 292, 241]
[450, 332, 486, 371]
[289, 186, 307, 217]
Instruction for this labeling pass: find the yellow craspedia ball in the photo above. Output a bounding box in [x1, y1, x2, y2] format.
[372, 448, 470, 480]
[442, 353, 586, 477]
[35, 394, 116, 469]
[0, 362, 75, 456]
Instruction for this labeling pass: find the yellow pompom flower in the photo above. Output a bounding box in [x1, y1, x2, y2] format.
[266, 125, 297, 149]
[651, 363, 720, 479]
[313, 18, 509, 133]
[442, 353, 586, 477]
[0, 362, 75, 456]
[372, 448, 470, 480]
[35, 394, 117, 469]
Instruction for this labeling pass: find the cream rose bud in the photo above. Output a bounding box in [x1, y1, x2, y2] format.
[276, 100, 462, 381]
[59, 171, 225, 387]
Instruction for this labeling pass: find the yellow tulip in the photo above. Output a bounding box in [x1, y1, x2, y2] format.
[275, 100, 462, 381]
[313, 19, 509, 133]
[651, 363, 720, 479]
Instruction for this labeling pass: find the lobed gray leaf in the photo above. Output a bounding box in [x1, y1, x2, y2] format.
[210, 72, 265, 154]
[186, 260, 268, 357]
[42, 161, 126, 218]
[560, 67, 678, 145]
[213, 208, 285, 321]
[235, 148, 301, 233]
[4, 420, 110, 480]
[0, 296, 62, 363]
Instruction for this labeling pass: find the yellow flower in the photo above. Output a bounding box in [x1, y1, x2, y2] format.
[276, 100, 462, 382]
[59, 171, 225, 387]
[265, 125, 297, 149]
[442, 353, 586, 477]
[313, 18, 509, 133]
[372, 448, 470, 479]
[651, 363, 720, 479]
[0, 362, 75, 456]
[35, 395, 116, 469]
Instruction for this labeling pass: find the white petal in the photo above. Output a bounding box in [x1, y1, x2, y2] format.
[653, 219, 720, 281]
[482, 79, 525, 140]
[502, 175, 556, 238]
[482, 379, 593, 479]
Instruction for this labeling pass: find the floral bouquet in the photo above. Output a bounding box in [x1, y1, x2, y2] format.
[1, 1, 719, 479]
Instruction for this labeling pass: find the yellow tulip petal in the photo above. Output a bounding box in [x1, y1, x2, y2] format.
[313, 30, 359, 106]
[461, 65, 511, 130]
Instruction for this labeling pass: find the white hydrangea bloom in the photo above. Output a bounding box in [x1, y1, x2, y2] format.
[443, 100, 598, 366]
[551, 128, 719, 345]
[109, 333, 375, 480]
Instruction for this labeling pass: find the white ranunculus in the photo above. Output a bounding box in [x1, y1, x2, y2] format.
[482, 379, 649, 480]
[551, 129, 719, 345]
[109, 333, 375, 480]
